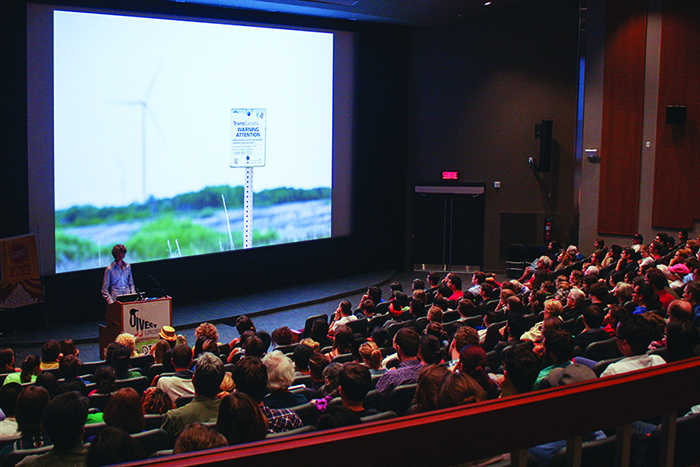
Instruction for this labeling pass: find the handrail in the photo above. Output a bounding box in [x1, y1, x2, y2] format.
[123, 357, 700, 467]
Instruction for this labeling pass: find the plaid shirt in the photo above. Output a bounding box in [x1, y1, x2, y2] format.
[261, 405, 303, 433]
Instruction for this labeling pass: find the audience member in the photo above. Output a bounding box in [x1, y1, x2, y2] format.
[262, 351, 308, 408]
[103, 387, 145, 434]
[317, 406, 362, 430]
[173, 423, 227, 454]
[3, 355, 40, 386]
[0, 349, 18, 374]
[157, 344, 194, 402]
[142, 387, 175, 415]
[338, 363, 377, 418]
[216, 392, 268, 445]
[86, 427, 145, 467]
[10, 386, 51, 451]
[375, 328, 423, 401]
[17, 391, 89, 466]
[436, 373, 486, 409]
[115, 333, 139, 357]
[412, 364, 450, 414]
[271, 326, 294, 348]
[292, 344, 314, 375]
[161, 352, 224, 440]
[39, 340, 61, 370]
[500, 344, 539, 397]
[231, 357, 302, 433]
[0, 383, 21, 439]
[600, 315, 666, 377]
[358, 341, 385, 375]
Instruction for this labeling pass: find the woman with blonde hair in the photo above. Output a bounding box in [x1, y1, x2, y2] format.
[358, 341, 385, 375]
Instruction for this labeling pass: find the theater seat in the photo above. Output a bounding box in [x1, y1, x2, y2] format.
[384, 383, 417, 416]
[132, 428, 173, 456]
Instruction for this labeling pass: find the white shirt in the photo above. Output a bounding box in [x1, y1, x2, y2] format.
[600, 354, 666, 377]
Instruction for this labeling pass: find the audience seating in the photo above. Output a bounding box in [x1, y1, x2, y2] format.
[146, 364, 165, 383]
[331, 353, 354, 364]
[443, 310, 459, 323]
[1, 445, 53, 467]
[274, 343, 298, 355]
[505, 243, 527, 278]
[115, 375, 150, 395]
[130, 354, 155, 372]
[361, 411, 397, 423]
[583, 338, 623, 362]
[79, 360, 106, 376]
[413, 316, 430, 334]
[290, 402, 320, 427]
[144, 413, 167, 431]
[301, 313, 327, 338]
[84, 421, 107, 441]
[367, 313, 392, 334]
[132, 429, 173, 456]
[346, 318, 368, 336]
[384, 383, 417, 416]
[640, 412, 700, 467]
[88, 393, 111, 411]
[363, 390, 384, 412]
[266, 425, 316, 439]
[385, 321, 411, 339]
[292, 375, 314, 388]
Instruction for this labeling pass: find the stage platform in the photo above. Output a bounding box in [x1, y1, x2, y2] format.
[3, 269, 419, 362]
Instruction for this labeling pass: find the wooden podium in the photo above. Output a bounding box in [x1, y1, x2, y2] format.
[99, 297, 172, 359]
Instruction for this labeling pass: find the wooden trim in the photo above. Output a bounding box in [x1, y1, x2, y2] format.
[123, 358, 700, 467]
[597, 0, 648, 235]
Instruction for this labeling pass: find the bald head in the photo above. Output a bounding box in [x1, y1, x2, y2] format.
[668, 300, 694, 322]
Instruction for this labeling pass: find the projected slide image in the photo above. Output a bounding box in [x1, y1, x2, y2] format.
[53, 11, 334, 273]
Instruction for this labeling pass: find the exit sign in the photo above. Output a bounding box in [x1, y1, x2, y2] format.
[442, 171, 459, 180]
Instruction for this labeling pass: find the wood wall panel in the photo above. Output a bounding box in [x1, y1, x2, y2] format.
[597, 0, 648, 235]
[651, 1, 700, 229]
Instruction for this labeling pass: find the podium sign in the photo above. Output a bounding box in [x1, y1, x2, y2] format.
[102, 297, 172, 357]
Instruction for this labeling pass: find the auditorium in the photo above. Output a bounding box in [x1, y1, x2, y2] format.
[1, 0, 700, 465]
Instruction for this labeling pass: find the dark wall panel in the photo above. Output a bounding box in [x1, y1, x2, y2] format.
[408, 0, 580, 269]
[597, 0, 647, 235]
[651, 1, 700, 229]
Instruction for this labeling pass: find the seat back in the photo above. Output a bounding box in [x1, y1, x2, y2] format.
[143, 413, 167, 431]
[2, 445, 53, 467]
[301, 314, 328, 339]
[443, 311, 459, 323]
[385, 383, 417, 416]
[266, 425, 316, 439]
[385, 321, 411, 340]
[290, 402, 321, 427]
[115, 376, 150, 395]
[583, 338, 623, 362]
[132, 428, 173, 456]
[549, 435, 618, 467]
[367, 313, 392, 334]
[347, 318, 368, 336]
[175, 395, 194, 408]
[641, 413, 700, 467]
[88, 393, 112, 411]
[363, 389, 384, 412]
[361, 411, 397, 423]
[130, 354, 155, 372]
[331, 353, 354, 364]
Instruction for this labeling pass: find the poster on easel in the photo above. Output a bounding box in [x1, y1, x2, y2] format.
[0, 234, 43, 308]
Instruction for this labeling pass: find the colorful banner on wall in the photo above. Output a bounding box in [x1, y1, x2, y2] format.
[0, 234, 43, 308]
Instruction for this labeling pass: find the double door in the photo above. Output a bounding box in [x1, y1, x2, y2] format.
[412, 185, 485, 271]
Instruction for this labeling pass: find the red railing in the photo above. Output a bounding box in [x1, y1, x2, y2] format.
[123, 357, 700, 467]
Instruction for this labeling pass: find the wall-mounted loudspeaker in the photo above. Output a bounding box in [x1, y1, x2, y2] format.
[666, 105, 687, 125]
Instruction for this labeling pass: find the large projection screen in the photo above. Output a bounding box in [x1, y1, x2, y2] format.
[27, 4, 353, 274]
